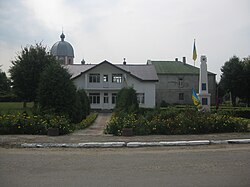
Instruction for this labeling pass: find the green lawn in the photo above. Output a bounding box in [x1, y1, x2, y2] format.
[0, 102, 34, 114]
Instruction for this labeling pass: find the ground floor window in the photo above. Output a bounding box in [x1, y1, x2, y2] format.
[179, 93, 184, 100]
[137, 93, 145, 104]
[104, 93, 109, 103]
[112, 93, 117, 104]
[202, 98, 208, 105]
[89, 93, 100, 104]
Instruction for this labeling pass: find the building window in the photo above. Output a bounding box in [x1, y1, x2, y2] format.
[202, 98, 208, 105]
[178, 78, 184, 88]
[103, 75, 108, 82]
[137, 93, 145, 104]
[179, 93, 184, 100]
[112, 74, 122, 83]
[112, 93, 117, 104]
[68, 58, 71, 64]
[202, 83, 206, 91]
[89, 74, 100, 83]
[89, 93, 100, 104]
[104, 93, 109, 103]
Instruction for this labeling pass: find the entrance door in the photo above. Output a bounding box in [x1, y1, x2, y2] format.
[103, 93, 110, 109]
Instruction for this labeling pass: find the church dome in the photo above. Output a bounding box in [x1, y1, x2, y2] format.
[51, 33, 74, 58]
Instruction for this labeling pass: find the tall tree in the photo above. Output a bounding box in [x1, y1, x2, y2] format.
[9, 43, 55, 106]
[38, 62, 78, 122]
[242, 56, 250, 106]
[220, 56, 244, 106]
[0, 69, 11, 93]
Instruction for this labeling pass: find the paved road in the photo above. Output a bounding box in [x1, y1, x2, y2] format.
[1, 145, 250, 187]
[72, 113, 111, 135]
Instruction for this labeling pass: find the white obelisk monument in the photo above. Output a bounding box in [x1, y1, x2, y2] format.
[198, 55, 211, 111]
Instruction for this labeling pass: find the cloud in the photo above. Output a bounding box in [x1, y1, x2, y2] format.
[0, 0, 249, 81]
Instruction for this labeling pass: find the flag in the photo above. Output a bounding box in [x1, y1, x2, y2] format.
[192, 88, 200, 107]
[193, 39, 197, 62]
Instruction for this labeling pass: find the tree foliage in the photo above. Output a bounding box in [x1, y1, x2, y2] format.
[9, 43, 55, 102]
[0, 69, 11, 94]
[220, 56, 250, 106]
[115, 87, 139, 113]
[37, 62, 78, 122]
[76, 89, 90, 119]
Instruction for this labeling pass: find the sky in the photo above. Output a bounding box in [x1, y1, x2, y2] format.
[0, 0, 249, 81]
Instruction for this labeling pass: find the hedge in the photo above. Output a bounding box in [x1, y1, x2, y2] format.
[75, 113, 98, 130]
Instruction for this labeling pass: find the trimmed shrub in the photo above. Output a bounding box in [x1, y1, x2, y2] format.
[75, 113, 98, 130]
[115, 87, 139, 114]
[76, 89, 90, 119]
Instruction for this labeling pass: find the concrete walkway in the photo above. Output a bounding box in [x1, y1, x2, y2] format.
[71, 113, 111, 136]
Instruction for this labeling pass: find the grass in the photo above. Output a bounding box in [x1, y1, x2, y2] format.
[0, 102, 34, 114]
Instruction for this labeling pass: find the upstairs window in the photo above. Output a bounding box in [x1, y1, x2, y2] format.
[178, 78, 184, 88]
[103, 75, 108, 82]
[89, 74, 100, 83]
[202, 83, 206, 91]
[112, 74, 122, 83]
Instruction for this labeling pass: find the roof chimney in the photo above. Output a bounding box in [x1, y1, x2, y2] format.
[81, 58, 85, 65]
[175, 58, 178, 62]
[123, 58, 126, 65]
[183, 57, 186, 64]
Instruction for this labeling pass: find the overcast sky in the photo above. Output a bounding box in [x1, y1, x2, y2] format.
[0, 0, 249, 81]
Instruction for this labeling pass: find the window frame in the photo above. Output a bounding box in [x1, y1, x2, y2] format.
[202, 98, 208, 105]
[137, 93, 145, 104]
[112, 74, 123, 83]
[112, 93, 117, 104]
[89, 74, 100, 83]
[89, 93, 100, 104]
[104, 93, 109, 104]
[202, 83, 206, 91]
[179, 93, 184, 100]
[178, 78, 184, 88]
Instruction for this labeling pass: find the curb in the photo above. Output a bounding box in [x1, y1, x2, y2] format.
[227, 139, 250, 144]
[20, 139, 250, 148]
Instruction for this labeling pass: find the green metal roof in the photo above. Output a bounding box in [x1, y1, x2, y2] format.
[148, 60, 215, 75]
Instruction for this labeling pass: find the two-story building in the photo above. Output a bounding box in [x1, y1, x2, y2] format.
[65, 60, 158, 110]
[147, 58, 216, 106]
[51, 33, 216, 109]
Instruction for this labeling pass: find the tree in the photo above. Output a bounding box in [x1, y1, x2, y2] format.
[0, 69, 11, 94]
[77, 89, 90, 119]
[9, 43, 55, 106]
[38, 62, 79, 123]
[242, 56, 250, 105]
[220, 55, 249, 106]
[115, 87, 139, 113]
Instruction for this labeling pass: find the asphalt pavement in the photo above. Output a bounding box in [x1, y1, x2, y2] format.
[1, 145, 250, 187]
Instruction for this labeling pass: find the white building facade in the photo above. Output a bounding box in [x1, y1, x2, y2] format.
[66, 61, 158, 110]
